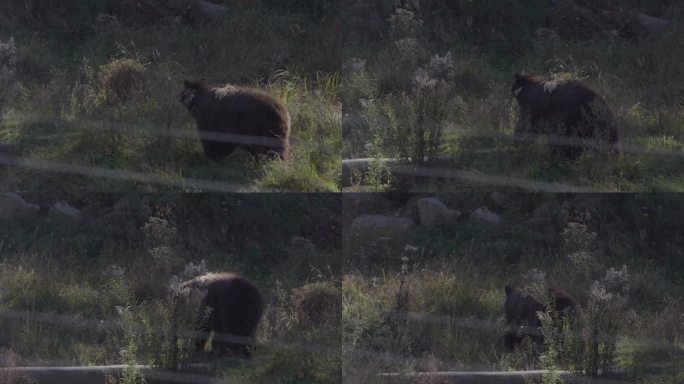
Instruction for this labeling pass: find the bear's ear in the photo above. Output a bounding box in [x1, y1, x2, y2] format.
[183, 80, 192, 88]
[505, 285, 514, 295]
[514, 73, 526, 83]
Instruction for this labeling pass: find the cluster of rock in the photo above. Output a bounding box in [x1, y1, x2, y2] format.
[349, 196, 504, 243]
[546, 0, 669, 40]
[0, 193, 80, 221]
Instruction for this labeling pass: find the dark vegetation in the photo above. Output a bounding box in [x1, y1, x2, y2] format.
[343, 193, 684, 383]
[0, 193, 341, 383]
[342, 0, 684, 192]
[0, 0, 341, 192]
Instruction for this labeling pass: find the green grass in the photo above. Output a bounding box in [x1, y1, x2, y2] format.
[1, 3, 340, 192]
[342, 1, 684, 191]
[342, 193, 684, 381]
[0, 194, 341, 382]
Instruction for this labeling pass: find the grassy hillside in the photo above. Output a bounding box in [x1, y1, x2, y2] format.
[0, 193, 341, 383]
[342, 0, 684, 192]
[0, 1, 341, 192]
[343, 193, 684, 383]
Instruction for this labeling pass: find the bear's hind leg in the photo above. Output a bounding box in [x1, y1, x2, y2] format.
[201, 140, 237, 159]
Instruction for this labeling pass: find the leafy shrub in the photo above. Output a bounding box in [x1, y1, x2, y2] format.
[14, 39, 57, 81]
[66, 58, 99, 118]
[112, 261, 208, 370]
[0, 348, 33, 384]
[582, 266, 631, 376]
[291, 282, 340, 328]
[99, 59, 146, 105]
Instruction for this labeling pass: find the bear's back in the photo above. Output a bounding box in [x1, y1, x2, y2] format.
[548, 80, 603, 110]
[203, 85, 287, 119]
[206, 273, 262, 318]
[192, 85, 290, 138]
[525, 78, 606, 115]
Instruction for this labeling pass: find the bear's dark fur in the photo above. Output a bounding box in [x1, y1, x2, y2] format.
[504, 285, 578, 351]
[181, 272, 263, 357]
[178, 79, 290, 159]
[512, 73, 619, 159]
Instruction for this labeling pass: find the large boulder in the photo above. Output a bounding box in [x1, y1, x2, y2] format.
[471, 206, 502, 225]
[416, 197, 460, 226]
[0, 193, 39, 221]
[50, 200, 80, 220]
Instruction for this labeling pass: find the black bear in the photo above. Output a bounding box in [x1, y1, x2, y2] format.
[181, 272, 263, 357]
[178, 79, 290, 159]
[504, 285, 579, 351]
[511, 73, 619, 159]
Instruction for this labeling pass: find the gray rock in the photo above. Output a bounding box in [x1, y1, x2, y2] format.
[0, 193, 39, 221]
[50, 200, 80, 219]
[637, 12, 668, 31]
[471, 206, 502, 225]
[417, 197, 460, 226]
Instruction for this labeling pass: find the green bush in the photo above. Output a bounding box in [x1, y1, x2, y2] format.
[111, 261, 208, 371]
[292, 282, 341, 328]
[99, 59, 146, 105]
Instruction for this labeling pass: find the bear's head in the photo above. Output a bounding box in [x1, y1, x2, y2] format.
[511, 73, 530, 97]
[178, 79, 208, 111]
[511, 73, 552, 97]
